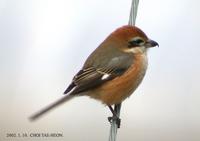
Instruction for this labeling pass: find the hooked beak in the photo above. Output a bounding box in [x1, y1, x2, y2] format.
[145, 39, 159, 48]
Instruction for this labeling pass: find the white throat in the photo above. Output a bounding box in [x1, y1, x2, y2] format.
[124, 46, 147, 54]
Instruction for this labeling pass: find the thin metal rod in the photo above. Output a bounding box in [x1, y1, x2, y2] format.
[108, 0, 139, 141]
[128, 0, 139, 26]
[108, 104, 121, 141]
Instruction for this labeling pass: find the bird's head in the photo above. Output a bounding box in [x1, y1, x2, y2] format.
[111, 25, 159, 54]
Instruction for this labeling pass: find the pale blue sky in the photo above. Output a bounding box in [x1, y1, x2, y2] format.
[0, 0, 200, 141]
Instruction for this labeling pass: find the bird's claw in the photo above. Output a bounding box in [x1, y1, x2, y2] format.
[108, 116, 121, 128]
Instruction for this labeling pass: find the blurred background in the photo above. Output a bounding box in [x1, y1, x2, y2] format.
[0, 0, 200, 140]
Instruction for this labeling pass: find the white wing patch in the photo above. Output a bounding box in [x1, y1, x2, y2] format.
[101, 74, 110, 80]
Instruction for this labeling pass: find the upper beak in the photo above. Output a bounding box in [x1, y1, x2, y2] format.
[145, 39, 159, 48]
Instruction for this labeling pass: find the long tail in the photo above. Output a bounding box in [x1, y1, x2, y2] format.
[29, 94, 74, 121]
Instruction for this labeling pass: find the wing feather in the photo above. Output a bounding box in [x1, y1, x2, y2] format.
[64, 53, 134, 95]
[64, 66, 125, 95]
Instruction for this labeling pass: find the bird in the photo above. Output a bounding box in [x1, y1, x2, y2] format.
[30, 25, 158, 127]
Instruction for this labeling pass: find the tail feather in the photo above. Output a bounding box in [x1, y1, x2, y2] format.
[29, 95, 74, 121]
[64, 83, 75, 94]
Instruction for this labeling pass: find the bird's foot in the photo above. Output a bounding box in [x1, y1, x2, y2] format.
[108, 115, 121, 128]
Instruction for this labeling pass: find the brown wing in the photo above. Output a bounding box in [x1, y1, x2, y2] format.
[64, 52, 134, 95]
[63, 66, 127, 95]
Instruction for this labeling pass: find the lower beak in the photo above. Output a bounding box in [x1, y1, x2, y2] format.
[145, 39, 159, 48]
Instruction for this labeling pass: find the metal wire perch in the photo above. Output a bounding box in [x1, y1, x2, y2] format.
[108, 0, 139, 141]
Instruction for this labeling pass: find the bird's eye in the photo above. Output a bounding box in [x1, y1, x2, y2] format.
[128, 37, 145, 48]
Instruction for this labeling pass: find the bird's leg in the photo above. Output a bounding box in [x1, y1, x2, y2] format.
[108, 105, 116, 116]
[107, 105, 121, 128]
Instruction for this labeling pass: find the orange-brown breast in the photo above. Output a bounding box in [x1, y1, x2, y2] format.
[88, 53, 148, 105]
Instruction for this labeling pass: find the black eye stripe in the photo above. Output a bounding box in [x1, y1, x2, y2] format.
[134, 39, 144, 44]
[128, 38, 144, 48]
